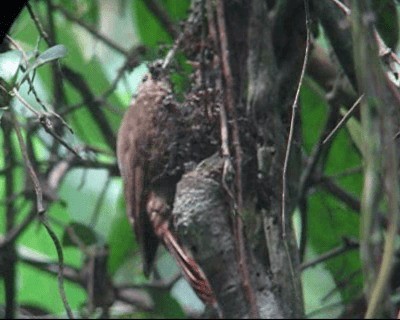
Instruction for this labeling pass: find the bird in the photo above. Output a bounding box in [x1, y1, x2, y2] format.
[116, 71, 218, 307]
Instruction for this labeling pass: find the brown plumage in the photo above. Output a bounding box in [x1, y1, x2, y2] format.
[116, 73, 217, 307]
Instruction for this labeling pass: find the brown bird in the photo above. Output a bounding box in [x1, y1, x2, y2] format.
[116, 72, 217, 307]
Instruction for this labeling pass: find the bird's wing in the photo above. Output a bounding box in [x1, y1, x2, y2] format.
[133, 164, 159, 277]
[117, 101, 159, 277]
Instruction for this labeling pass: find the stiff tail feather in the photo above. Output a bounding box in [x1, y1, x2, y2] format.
[151, 213, 219, 311]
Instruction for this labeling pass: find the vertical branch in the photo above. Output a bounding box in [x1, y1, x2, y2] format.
[11, 110, 74, 319]
[214, 2, 259, 318]
[352, 0, 382, 305]
[352, 1, 400, 317]
[282, 0, 311, 238]
[312, 0, 356, 87]
[45, 0, 66, 109]
[1, 116, 17, 319]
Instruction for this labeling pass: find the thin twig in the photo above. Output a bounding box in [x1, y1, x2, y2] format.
[19, 252, 82, 285]
[39, 117, 81, 157]
[11, 88, 80, 157]
[118, 272, 182, 291]
[282, 0, 311, 237]
[26, 2, 52, 45]
[5, 35, 30, 64]
[11, 88, 40, 116]
[297, 77, 357, 246]
[10, 110, 45, 214]
[53, 4, 129, 56]
[18, 248, 158, 314]
[318, 176, 361, 213]
[322, 94, 364, 145]
[215, 1, 259, 317]
[326, 165, 362, 179]
[205, 0, 235, 206]
[300, 238, 359, 270]
[162, 0, 202, 70]
[101, 45, 145, 99]
[162, 31, 185, 70]
[39, 216, 75, 319]
[61, 66, 116, 150]
[9, 120, 76, 313]
[318, 175, 390, 232]
[0, 209, 37, 248]
[330, 0, 400, 67]
[5, 35, 50, 112]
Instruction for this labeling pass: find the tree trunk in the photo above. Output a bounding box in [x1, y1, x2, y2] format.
[171, 0, 307, 318]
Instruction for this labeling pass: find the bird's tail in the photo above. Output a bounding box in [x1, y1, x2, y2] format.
[151, 212, 221, 315]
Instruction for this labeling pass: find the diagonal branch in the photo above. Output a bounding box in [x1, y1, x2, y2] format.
[52, 4, 129, 56]
[142, 0, 177, 39]
[300, 237, 359, 270]
[10, 110, 45, 214]
[61, 66, 116, 149]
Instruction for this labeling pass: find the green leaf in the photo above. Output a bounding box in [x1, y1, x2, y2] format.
[301, 77, 363, 304]
[62, 222, 99, 247]
[307, 190, 362, 302]
[34, 44, 68, 67]
[19, 45, 68, 85]
[0, 50, 22, 88]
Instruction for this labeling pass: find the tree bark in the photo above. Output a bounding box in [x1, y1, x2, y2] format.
[171, 0, 307, 318]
